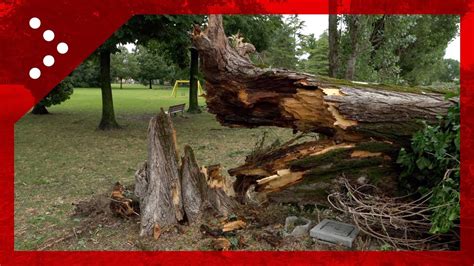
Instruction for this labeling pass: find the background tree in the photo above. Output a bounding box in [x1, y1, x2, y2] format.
[111, 46, 139, 89]
[223, 15, 283, 53]
[438, 59, 460, 83]
[97, 43, 121, 130]
[330, 15, 459, 85]
[31, 78, 74, 115]
[188, 47, 201, 113]
[95, 22, 138, 130]
[299, 32, 329, 75]
[70, 55, 100, 88]
[263, 15, 304, 69]
[397, 15, 459, 85]
[328, 14, 339, 77]
[136, 43, 173, 89]
[341, 15, 374, 80]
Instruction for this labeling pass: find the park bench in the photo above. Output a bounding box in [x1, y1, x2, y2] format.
[165, 103, 186, 117]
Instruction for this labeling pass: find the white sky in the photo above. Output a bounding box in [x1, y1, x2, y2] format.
[297, 15, 460, 61]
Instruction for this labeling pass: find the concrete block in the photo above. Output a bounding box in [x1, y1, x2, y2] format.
[310, 219, 359, 248]
[283, 216, 312, 237]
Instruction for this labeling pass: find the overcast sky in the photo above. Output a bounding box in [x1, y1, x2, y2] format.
[297, 15, 460, 61]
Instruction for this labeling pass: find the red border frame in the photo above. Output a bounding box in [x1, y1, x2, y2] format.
[0, 0, 473, 264]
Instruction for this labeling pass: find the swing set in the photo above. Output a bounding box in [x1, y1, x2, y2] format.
[171, 80, 205, 97]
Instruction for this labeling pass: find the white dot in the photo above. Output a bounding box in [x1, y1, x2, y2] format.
[29, 68, 41, 79]
[43, 30, 55, 42]
[29, 17, 41, 29]
[43, 55, 55, 67]
[57, 42, 68, 54]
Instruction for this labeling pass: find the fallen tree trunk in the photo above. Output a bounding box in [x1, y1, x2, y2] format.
[192, 15, 458, 203]
[192, 15, 456, 144]
[135, 110, 235, 237]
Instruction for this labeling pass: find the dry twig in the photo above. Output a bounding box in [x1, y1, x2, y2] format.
[328, 178, 458, 250]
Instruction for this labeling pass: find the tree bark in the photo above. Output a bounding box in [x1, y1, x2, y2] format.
[345, 16, 361, 80]
[191, 15, 458, 204]
[98, 49, 120, 130]
[188, 47, 201, 113]
[31, 104, 49, 115]
[135, 110, 236, 237]
[328, 13, 339, 77]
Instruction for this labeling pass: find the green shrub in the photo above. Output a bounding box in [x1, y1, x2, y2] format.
[397, 103, 459, 234]
[39, 78, 74, 108]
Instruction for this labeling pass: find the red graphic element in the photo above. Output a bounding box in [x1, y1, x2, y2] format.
[0, 0, 473, 264]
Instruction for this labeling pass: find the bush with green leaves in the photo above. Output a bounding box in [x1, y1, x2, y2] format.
[41, 78, 74, 107]
[397, 103, 459, 234]
[32, 78, 74, 114]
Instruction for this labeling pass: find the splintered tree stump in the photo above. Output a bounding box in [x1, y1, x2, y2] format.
[136, 110, 183, 236]
[135, 110, 236, 237]
[181, 146, 235, 223]
[180, 145, 206, 223]
[192, 15, 458, 204]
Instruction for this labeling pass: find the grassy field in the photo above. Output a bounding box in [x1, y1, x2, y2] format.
[14, 84, 300, 250]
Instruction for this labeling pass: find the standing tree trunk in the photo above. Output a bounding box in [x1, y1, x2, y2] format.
[31, 104, 49, 115]
[98, 49, 120, 130]
[120, 78, 123, 89]
[188, 47, 201, 113]
[345, 16, 361, 80]
[328, 13, 339, 77]
[135, 110, 236, 237]
[149, 80, 152, 89]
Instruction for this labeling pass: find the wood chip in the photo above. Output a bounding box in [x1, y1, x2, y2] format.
[222, 220, 246, 232]
[212, 237, 231, 251]
[153, 224, 161, 240]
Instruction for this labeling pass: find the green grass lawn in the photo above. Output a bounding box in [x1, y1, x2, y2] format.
[14, 84, 295, 250]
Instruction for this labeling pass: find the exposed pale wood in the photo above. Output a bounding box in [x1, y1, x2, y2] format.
[110, 182, 139, 218]
[201, 164, 235, 197]
[255, 169, 304, 194]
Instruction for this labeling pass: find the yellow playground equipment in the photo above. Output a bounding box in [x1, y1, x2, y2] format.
[171, 80, 205, 97]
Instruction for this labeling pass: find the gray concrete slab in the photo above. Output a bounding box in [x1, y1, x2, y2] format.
[310, 219, 359, 248]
